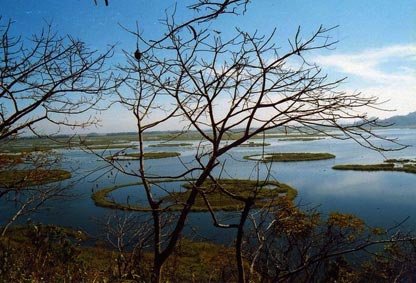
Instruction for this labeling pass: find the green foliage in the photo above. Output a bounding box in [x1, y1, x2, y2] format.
[247, 199, 416, 282]
[1, 215, 415, 282]
[0, 225, 88, 282]
[357, 240, 416, 282]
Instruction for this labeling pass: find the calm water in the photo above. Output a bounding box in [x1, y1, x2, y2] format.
[2, 128, 416, 244]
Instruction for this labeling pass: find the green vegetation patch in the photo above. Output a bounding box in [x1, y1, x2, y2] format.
[91, 182, 142, 211]
[0, 146, 54, 153]
[0, 153, 24, 165]
[239, 142, 271, 147]
[106, 151, 181, 161]
[149, 143, 193, 148]
[86, 144, 136, 150]
[0, 169, 71, 187]
[385, 158, 416, 163]
[333, 163, 416, 174]
[244, 152, 335, 162]
[1, 225, 238, 282]
[161, 238, 237, 282]
[92, 179, 297, 212]
[166, 179, 297, 211]
[5, 225, 88, 242]
[403, 164, 416, 173]
[277, 137, 323, 142]
[332, 164, 394, 171]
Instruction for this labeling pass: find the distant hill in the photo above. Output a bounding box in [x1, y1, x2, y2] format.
[379, 111, 416, 127]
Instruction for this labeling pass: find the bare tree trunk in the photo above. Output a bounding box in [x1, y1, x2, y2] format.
[136, 122, 165, 282]
[151, 157, 217, 281]
[151, 210, 162, 283]
[236, 199, 253, 283]
[152, 257, 164, 283]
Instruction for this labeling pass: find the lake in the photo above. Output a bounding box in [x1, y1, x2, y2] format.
[1, 128, 416, 244]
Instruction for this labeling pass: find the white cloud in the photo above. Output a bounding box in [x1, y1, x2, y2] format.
[314, 44, 416, 118]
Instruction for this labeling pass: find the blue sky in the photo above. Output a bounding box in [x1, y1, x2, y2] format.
[2, 0, 415, 133]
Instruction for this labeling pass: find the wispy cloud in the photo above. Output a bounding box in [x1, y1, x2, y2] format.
[315, 44, 416, 117]
[315, 44, 416, 83]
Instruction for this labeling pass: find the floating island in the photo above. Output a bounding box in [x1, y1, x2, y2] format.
[149, 143, 193, 148]
[92, 179, 297, 212]
[239, 142, 271, 147]
[244, 152, 335, 162]
[277, 137, 324, 142]
[0, 169, 71, 187]
[333, 158, 416, 174]
[106, 152, 181, 161]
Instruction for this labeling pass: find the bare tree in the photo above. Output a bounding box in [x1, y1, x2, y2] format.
[0, 18, 116, 236]
[0, 18, 115, 140]
[93, 0, 109, 6]
[101, 1, 405, 282]
[101, 212, 154, 280]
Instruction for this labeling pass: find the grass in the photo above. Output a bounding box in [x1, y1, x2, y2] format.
[161, 238, 237, 282]
[385, 158, 416, 163]
[91, 182, 144, 210]
[106, 151, 181, 161]
[4, 225, 88, 242]
[277, 137, 323, 141]
[166, 179, 297, 211]
[244, 152, 335, 162]
[2, 225, 239, 282]
[403, 164, 416, 173]
[239, 142, 271, 147]
[149, 143, 193, 147]
[0, 153, 24, 165]
[333, 162, 416, 174]
[332, 164, 394, 171]
[85, 144, 136, 150]
[0, 146, 54, 153]
[91, 179, 297, 212]
[0, 169, 71, 187]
